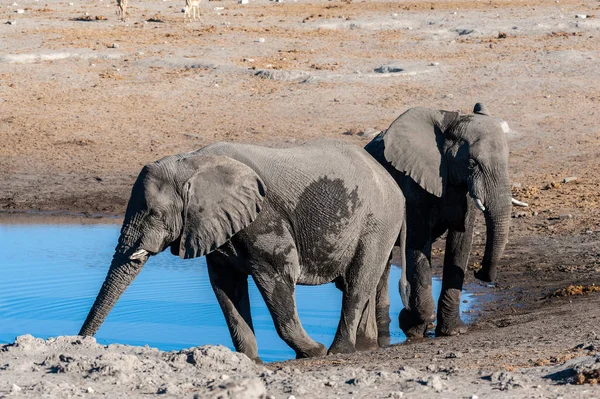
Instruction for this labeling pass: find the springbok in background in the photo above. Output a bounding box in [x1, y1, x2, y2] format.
[184, 0, 200, 21]
[116, 0, 127, 20]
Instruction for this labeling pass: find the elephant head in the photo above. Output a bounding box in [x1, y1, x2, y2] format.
[377, 104, 514, 282]
[79, 154, 266, 336]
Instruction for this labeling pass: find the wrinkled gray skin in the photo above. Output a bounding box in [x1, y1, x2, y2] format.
[365, 104, 512, 338]
[79, 139, 406, 362]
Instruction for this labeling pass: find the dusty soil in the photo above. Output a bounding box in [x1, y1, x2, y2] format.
[1, 0, 599, 396]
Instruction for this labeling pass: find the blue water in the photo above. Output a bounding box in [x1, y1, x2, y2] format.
[0, 220, 471, 362]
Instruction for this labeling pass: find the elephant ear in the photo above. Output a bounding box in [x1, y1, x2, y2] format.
[178, 155, 266, 259]
[383, 107, 459, 197]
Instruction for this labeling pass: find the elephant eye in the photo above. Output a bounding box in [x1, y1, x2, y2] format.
[468, 159, 477, 170]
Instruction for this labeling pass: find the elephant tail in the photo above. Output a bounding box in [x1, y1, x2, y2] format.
[397, 219, 410, 311]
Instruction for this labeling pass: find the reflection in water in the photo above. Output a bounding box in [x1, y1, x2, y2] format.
[0, 221, 470, 362]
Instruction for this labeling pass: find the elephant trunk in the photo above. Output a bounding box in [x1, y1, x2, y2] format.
[474, 184, 512, 283]
[79, 251, 147, 336]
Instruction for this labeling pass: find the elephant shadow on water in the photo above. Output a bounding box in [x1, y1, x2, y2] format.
[365, 103, 527, 338]
[78, 138, 407, 362]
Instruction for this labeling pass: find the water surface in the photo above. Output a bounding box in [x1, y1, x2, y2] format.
[0, 218, 471, 362]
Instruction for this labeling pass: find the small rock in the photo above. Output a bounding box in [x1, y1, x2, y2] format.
[343, 128, 361, 136]
[456, 28, 474, 35]
[214, 6, 224, 10]
[445, 94, 454, 99]
[16, 9, 25, 13]
[6, 20, 17, 25]
[562, 176, 577, 183]
[86, 387, 95, 394]
[425, 375, 444, 391]
[559, 214, 572, 220]
[288, 396, 296, 399]
[358, 128, 380, 138]
[470, 395, 479, 399]
[389, 392, 404, 398]
[532, 211, 538, 216]
[446, 352, 462, 358]
[430, 62, 440, 66]
[498, 31, 507, 38]
[376, 370, 390, 379]
[511, 182, 522, 189]
[220, 374, 230, 380]
[374, 65, 404, 73]
[111, 43, 119, 48]
[426, 364, 437, 372]
[256, 38, 265, 43]
[239, 0, 249, 3]
[11, 384, 22, 393]
[575, 14, 587, 19]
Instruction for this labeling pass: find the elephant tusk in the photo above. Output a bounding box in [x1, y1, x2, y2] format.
[474, 198, 486, 212]
[130, 249, 148, 260]
[511, 198, 529, 207]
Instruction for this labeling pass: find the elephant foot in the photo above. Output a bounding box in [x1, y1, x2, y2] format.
[295, 342, 327, 359]
[474, 268, 496, 283]
[355, 335, 379, 352]
[399, 308, 434, 338]
[328, 341, 356, 355]
[249, 356, 263, 364]
[377, 330, 391, 348]
[436, 317, 468, 337]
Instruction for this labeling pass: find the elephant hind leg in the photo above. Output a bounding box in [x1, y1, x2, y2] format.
[330, 237, 392, 355]
[207, 260, 260, 362]
[355, 293, 379, 351]
[375, 260, 392, 348]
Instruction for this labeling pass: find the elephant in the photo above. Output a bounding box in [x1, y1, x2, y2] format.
[365, 103, 526, 338]
[78, 139, 406, 362]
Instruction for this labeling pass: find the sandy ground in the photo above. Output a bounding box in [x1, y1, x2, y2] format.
[1, 0, 599, 396]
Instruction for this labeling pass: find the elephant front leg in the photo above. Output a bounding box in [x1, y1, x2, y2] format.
[253, 273, 327, 359]
[436, 218, 475, 336]
[207, 262, 260, 363]
[399, 248, 435, 338]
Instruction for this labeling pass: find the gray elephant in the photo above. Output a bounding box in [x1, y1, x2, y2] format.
[365, 103, 526, 338]
[79, 139, 406, 361]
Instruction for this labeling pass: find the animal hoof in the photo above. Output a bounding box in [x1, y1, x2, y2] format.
[399, 308, 432, 338]
[296, 343, 327, 359]
[474, 268, 496, 282]
[377, 331, 391, 348]
[355, 336, 379, 351]
[328, 342, 357, 355]
[436, 318, 468, 337]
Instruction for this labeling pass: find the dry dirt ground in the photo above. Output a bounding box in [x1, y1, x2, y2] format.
[0, 0, 599, 396]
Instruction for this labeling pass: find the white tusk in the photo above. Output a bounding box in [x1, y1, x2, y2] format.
[511, 198, 529, 207]
[130, 249, 148, 260]
[474, 198, 486, 212]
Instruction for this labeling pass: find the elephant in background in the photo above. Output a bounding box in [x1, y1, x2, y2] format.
[79, 139, 406, 362]
[365, 103, 526, 338]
